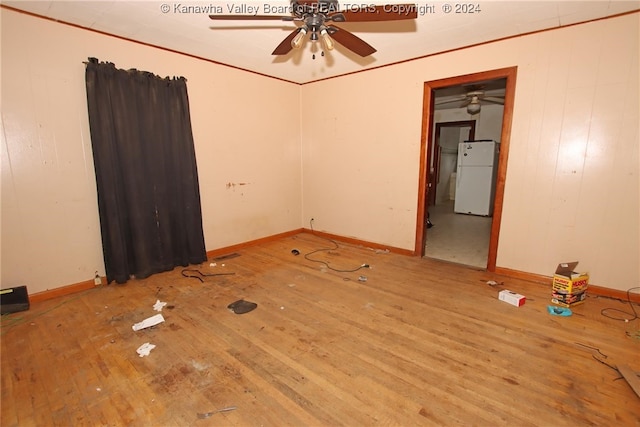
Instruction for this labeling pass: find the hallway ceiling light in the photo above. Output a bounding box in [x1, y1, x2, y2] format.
[466, 96, 481, 114]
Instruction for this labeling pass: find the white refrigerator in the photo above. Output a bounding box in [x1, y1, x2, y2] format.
[454, 140, 499, 216]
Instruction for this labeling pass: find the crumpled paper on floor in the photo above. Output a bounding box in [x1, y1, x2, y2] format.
[153, 299, 167, 312]
[136, 342, 156, 357]
[132, 313, 165, 331]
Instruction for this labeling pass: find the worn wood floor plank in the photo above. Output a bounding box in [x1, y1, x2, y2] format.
[2, 232, 639, 426]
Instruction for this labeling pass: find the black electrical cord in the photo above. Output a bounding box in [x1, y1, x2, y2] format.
[305, 219, 370, 273]
[600, 286, 639, 322]
[181, 269, 235, 282]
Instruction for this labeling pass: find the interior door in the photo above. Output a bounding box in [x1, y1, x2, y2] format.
[437, 126, 472, 205]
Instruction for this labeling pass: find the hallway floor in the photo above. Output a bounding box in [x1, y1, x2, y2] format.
[424, 200, 492, 268]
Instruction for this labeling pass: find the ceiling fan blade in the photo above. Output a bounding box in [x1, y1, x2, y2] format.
[209, 25, 295, 30]
[435, 96, 468, 105]
[209, 14, 293, 21]
[328, 26, 376, 57]
[482, 96, 505, 104]
[339, 4, 418, 22]
[272, 28, 301, 55]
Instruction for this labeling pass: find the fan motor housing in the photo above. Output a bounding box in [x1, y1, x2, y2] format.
[293, 0, 340, 15]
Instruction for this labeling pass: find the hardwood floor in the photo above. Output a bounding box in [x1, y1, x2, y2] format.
[2, 232, 639, 426]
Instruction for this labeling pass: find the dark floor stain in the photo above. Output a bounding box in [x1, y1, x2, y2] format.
[503, 377, 519, 386]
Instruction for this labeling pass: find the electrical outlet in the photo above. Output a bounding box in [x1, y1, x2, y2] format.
[94, 273, 102, 286]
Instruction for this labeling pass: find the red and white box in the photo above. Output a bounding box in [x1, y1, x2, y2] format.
[499, 290, 526, 307]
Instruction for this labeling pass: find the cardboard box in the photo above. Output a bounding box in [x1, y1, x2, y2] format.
[552, 262, 589, 294]
[551, 290, 587, 307]
[499, 290, 526, 307]
[0, 286, 30, 314]
[551, 262, 589, 307]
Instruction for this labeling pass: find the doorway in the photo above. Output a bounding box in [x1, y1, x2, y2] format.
[427, 121, 490, 268]
[415, 67, 517, 271]
[429, 120, 476, 207]
[427, 86, 502, 268]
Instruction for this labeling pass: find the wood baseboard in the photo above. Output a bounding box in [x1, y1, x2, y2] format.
[301, 228, 415, 256]
[29, 231, 639, 305]
[30, 278, 102, 303]
[589, 284, 640, 303]
[494, 266, 552, 284]
[205, 228, 304, 259]
[495, 266, 640, 303]
[29, 230, 305, 303]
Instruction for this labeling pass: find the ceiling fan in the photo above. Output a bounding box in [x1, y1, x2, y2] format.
[435, 87, 505, 114]
[208, 0, 418, 57]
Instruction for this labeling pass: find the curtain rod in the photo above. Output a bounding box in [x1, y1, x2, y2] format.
[82, 57, 187, 81]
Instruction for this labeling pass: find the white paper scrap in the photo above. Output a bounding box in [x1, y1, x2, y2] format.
[153, 299, 167, 312]
[132, 313, 165, 331]
[136, 342, 156, 357]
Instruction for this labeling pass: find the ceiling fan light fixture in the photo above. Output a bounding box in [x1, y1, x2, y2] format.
[320, 28, 334, 50]
[467, 103, 481, 114]
[291, 27, 307, 49]
[467, 98, 481, 114]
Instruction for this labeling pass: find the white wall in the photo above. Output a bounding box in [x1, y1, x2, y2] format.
[1, 9, 302, 294]
[2, 9, 638, 294]
[301, 63, 422, 249]
[434, 104, 505, 142]
[302, 13, 639, 291]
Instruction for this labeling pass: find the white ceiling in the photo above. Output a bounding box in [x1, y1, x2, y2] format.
[4, 1, 639, 84]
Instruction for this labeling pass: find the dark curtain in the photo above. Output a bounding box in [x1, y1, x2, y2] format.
[85, 58, 207, 284]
